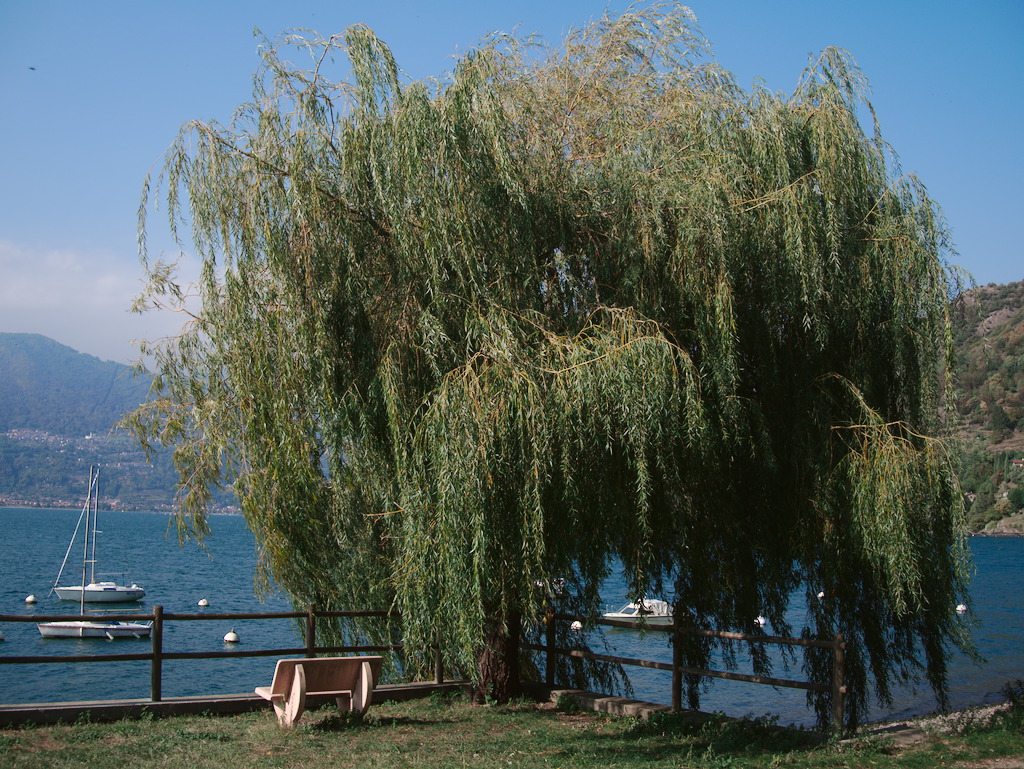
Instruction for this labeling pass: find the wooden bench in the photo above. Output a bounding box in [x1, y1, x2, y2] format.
[255, 655, 384, 727]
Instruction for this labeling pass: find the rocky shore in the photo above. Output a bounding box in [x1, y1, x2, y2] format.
[974, 513, 1024, 536]
[860, 702, 1015, 750]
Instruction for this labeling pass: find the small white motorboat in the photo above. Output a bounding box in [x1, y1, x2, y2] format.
[602, 598, 674, 626]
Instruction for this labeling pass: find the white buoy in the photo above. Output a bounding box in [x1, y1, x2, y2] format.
[223, 628, 240, 643]
[755, 615, 767, 627]
[25, 595, 37, 604]
[198, 598, 209, 607]
[956, 604, 967, 613]
[817, 591, 825, 601]
[570, 620, 583, 632]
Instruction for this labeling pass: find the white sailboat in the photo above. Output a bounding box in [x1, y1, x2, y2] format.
[37, 613, 152, 639]
[49, 466, 145, 603]
[53, 580, 145, 603]
[38, 466, 151, 639]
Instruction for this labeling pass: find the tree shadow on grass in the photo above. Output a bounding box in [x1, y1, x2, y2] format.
[306, 710, 469, 733]
[585, 710, 830, 764]
[634, 710, 823, 746]
[304, 699, 832, 766]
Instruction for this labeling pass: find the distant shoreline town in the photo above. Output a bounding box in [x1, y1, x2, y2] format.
[0, 502, 242, 515]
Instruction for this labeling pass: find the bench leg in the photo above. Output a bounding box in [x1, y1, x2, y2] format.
[351, 659, 374, 715]
[271, 700, 287, 724]
[280, 662, 307, 727]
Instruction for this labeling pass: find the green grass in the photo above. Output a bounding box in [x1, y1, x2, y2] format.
[1, 693, 1022, 769]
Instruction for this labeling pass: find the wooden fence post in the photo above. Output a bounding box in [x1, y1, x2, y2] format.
[150, 605, 163, 702]
[671, 619, 682, 712]
[306, 606, 316, 658]
[832, 632, 845, 733]
[545, 606, 556, 687]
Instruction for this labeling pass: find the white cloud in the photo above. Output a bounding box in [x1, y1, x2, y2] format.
[0, 240, 199, 364]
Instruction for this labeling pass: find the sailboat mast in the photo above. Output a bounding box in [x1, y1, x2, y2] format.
[89, 467, 100, 585]
[80, 465, 95, 615]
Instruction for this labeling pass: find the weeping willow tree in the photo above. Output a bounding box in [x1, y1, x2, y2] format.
[128, 3, 972, 727]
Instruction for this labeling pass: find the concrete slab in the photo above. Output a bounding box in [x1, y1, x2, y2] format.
[525, 683, 709, 723]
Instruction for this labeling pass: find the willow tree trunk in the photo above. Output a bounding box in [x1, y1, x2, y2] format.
[473, 610, 523, 703]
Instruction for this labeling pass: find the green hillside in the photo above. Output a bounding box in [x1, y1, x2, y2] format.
[954, 281, 1024, 531]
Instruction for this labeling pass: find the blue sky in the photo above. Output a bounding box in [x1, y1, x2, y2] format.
[1, 1, 1021, 363]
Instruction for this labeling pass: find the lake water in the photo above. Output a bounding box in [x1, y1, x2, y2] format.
[599, 535, 1024, 725]
[1, 507, 1021, 725]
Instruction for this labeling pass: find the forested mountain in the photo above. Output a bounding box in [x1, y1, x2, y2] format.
[3, 289, 1023, 526]
[0, 333, 211, 511]
[954, 281, 1024, 531]
[0, 333, 151, 434]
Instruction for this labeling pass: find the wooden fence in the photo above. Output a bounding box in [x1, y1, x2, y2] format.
[1, 606, 847, 730]
[522, 609, 847, 731]
[0, 607, 429, 703]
